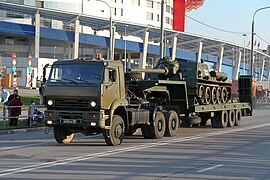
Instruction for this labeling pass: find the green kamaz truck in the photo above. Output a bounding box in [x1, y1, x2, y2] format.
[43, 57, 252, 146]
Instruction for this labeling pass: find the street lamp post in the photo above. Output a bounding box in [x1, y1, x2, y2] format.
[251, 6, 270, 78]
[124, 25, 128, 72]
[243, 34, 247, 75]
[160, 0, 165, 58]
[92, 0, 113, 60]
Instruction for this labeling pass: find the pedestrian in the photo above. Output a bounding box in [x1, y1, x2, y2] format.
[8, 92, 23, 126]
[8, 89, 22, 126]
[0, 87, 10, 121]
[27, 100, 35, 126]
[39, 83, 45, 105]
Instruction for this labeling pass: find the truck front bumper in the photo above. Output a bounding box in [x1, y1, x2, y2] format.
[44, 110, 108, 129]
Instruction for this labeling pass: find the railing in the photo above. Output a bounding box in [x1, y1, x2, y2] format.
[0, 105, 45, 128]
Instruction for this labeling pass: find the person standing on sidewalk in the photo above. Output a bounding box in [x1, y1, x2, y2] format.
[0, 87, 10, 121]
[8, 90, 23, 126]
[39, 83, 45, 105]
[7, 89, 22, 126]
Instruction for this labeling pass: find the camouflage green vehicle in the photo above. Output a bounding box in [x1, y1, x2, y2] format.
[44, 57, 252, 146]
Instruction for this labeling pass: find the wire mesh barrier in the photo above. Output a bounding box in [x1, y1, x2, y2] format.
[0, 105, 45, 128]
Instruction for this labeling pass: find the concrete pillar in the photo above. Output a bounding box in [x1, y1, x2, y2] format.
[139, 30, 149, 69]
[232, 50, 242, 80]
[217, 45, 224, 72]
[197, 39, 203, 63]
[73, 18, 80, 59]
[68, 44, 72, 59]
[259, 59, 265, 81]
[34, 12, 40, 58]
[171, 35, 177, 60]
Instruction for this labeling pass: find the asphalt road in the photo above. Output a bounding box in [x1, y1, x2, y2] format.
[0, 109, 269, 179]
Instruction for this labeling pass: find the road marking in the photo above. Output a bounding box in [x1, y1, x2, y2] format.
[0, 123, 270, 177]
[197, 164, 223, 173]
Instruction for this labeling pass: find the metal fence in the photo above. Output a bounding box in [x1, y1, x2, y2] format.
[0, 105, 45, 128]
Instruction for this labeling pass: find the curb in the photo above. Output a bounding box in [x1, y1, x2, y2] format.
[0, 127, 46, 135]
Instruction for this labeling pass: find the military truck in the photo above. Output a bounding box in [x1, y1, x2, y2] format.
[43, 57, 252, 146]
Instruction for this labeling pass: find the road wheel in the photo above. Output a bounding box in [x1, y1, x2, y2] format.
[211, 87, 217, 104]
[227, 110, 235, 127]
[102, 115, 125, 146]
[54, 126, 75, 144]
[149, 112, 166, 139]
[217, 110, 228, 128]
[164, 110, 179, 137]
[221, 87, 227, 103]
[235, 109, 242, 126]
[217, 87, 222, 104]
[204, 87, 211, 104]
[198, 85, 205, 104]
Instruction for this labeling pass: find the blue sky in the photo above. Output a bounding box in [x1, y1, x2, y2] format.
[186, 0, 270, 49]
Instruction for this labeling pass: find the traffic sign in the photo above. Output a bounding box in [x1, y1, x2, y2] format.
[27, 66, 32, 72]
[12, 65, 16, 72]
[28, 53, 32, 60]
[12, 59, 16, 66]
[12, 53, 16, 59]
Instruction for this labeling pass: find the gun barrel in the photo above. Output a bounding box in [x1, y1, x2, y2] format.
[128, 68, 167, 74]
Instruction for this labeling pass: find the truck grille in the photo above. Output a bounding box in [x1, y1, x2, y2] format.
[55, 99, 89, 108]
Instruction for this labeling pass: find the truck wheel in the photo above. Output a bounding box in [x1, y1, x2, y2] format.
[235, 109, 242, 126]
[217, 110, 228, 128]
[141, 125, 151, 139]
[102, 115, 125, 146]
[53, 127, 75, 144]
[227, 110, 235, 127]
[211, 117, 218, 128]
[164, 110, 179, 137]
[149, 112, 166, 139]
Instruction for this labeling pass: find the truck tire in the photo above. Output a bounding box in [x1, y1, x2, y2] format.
[141, 125, 151, 139]
[149, 112, 166, 139]
[53, 127, 75, 144]
[164, 110, 179, 137]
[217, 110, 228, 128]
[211, 117, 218, 128]
[235, 109, 241, 126]
[227, 110, 235, 127]
[102, 115, 125, 146]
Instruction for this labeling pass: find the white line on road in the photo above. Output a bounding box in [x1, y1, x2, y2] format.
[197, 164, 224, 173]
[0, 123, 270, 177]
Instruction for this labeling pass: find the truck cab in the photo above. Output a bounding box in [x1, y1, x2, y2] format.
[44, 59, 128, 145]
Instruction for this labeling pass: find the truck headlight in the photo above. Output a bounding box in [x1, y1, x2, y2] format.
[90, 101, 96, 107]
[47, 100, 53, 106]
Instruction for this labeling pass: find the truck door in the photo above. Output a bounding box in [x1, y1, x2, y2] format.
[102, 67, 120, 109]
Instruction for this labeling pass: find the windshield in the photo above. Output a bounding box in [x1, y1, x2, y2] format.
[48, 63, 104, 83]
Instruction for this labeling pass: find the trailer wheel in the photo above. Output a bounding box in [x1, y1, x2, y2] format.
[227, 110, 235, 127]
[164, 111, 179, 137]
[149, 112, 166, 139]
[102, 115, 125, 146]
[217, 110, 228, 128]
[235, 109, 242, 126]
[53, 127, 75, 144]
